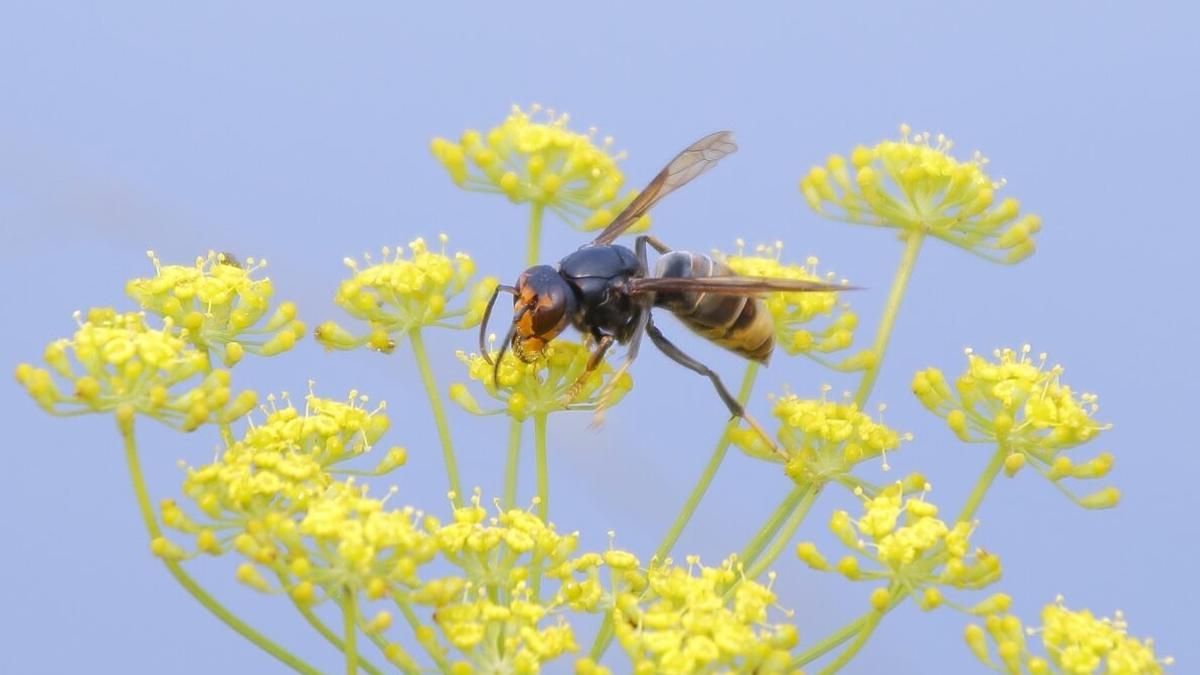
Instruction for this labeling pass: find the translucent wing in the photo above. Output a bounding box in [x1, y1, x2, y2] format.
[591, 131, 737, 245]
[629, 275, 854, 296]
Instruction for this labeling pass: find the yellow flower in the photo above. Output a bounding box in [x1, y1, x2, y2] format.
[612, 555, 797, 674]
[126, 251, 305, 365]
[799, 483, 1001, 610]
[316, 236, 493, 352]
[451, 341, 632, 421]
[720, 241, 862, 368]
[296, 481, 436, 590]
[240, 388, 394, 471]
[964, 598, 1171, 674]
[801, 125, 1041, 263]
[15, 308, 249, 431]
[431, 104, 646, 232]
[411, 490, 616, 673]
[730, 387, 906, 484]
[913, 346, 1117, 509]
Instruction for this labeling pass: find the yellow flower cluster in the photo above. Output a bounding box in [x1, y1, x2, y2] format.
[412, 491, 611, 673]
[721, 242, 863, 367]
[964, 597, 1171, 674]
[797, 484, 1001, 612]
[451, 341, 633, 421]
[731, 389, 906, 484]
[167, 390, 413, 586]
[316, 236, 495, 352]
[913, 346, 1118, 509]
[612, 556, 797, 674]
[126, 250, 305, 365]
[431, 104, 643, 232]
[15, 308, 253, 431]
[240, 389, 397, 471]
[800, 125, 1041, 263]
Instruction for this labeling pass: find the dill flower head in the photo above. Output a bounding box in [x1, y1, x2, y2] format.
[431, 104, 645, 232]
[126, 251, 306, 365]
[411, 491, 605, 673]
[801, 125, 1041, 263]
[913, 346, 1118, 509]
[964, 597, 1171, 674]
[730, 387, 906, 484]
[612, 555, 797, 674]
[15, 308, 250, 431]
[450, 341, 632, 421]
[315, 236, 494, 353]
[796, 483, 1001, 611]
[239, 388, 398, 471]
[720, 241, 861, 366]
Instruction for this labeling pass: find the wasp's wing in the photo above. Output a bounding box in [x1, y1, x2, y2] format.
[591, 131, 737, 246]
[629, 275, 853, 296]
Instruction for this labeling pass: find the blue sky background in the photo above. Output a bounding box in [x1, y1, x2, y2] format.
[2, 2, 1196, 673]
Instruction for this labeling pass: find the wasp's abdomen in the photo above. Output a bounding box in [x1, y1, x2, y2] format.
[652, 251, 774, 363]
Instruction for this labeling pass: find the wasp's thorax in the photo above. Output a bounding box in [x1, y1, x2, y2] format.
[511, 265, 578, 362]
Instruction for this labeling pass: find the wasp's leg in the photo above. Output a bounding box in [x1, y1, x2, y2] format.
[561, 334, 615, 406]
[635, 235, 673, 268]
[645, 320, 784, 459]
[589, 305, 653, 428]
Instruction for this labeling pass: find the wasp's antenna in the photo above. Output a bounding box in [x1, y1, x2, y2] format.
[479, 284, 517, 365]
[493, 304, 532, 387]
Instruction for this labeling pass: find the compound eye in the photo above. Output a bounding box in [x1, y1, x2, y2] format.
[531, 299, 565, 335]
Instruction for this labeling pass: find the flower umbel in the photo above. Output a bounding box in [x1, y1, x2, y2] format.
[451, 341, 632, 421]
[801, 125, 1041, 263]
[431, 104, 646, 232]
[721, 240, 862, 368]
[14, 308, 249, 431]
[913, 346, 1118, 509]
[964, 597, 1172, 674]
[315, 236, 494, 352]
[126, 250, 306, 365]
[797, 483, 1002, 613]
[730, 388, 906, 486]
[612, 555, 797, 674]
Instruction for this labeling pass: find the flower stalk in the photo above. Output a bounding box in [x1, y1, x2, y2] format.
[410, 328, 463, 507]
[853, 231, 923, 408]
[121, 419, 319, 675]
[654, 362, 759, 561]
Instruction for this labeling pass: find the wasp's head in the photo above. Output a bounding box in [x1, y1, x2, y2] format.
[510, 265, 576, 362]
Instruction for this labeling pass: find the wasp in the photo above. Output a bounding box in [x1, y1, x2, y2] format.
[479, 131, 849, 450]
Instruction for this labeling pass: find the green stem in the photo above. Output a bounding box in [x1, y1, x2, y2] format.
[817, 611, 883, 675]
[533, 413, 549, 522]
[743, 484, 818, 580]
[342, 590, 358, 675]
[958, 446, 1007, 523]
[529, 413, 550, 601]
[738, 485, 807, 568]
[120, 422, 319, 675]
[276, 573, 385, 675]
[393, 593, 452, 674]
[589, 618, 615, 661]
[654, 363, 759, 561]
[409, 328, 463, 508]
[792, 590, 906, 669]
[526, 203, 545, 267]
[503, 419, 523, 509]
[853, 232, 925, 408]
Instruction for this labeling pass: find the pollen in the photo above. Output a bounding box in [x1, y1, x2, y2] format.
[319, 238, 493, 351]
[452, 340, 633, 421]
[432, 105, 644, 233]
[914, 346, 1117, 509]
[126, 251, 304, 361]
[801, 125, 1041, 264]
